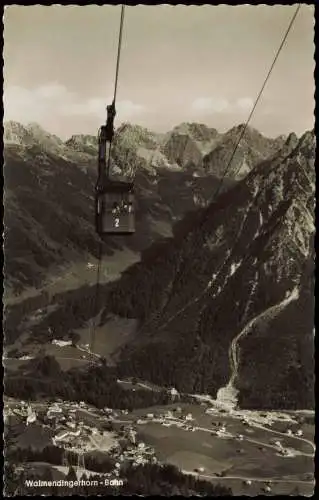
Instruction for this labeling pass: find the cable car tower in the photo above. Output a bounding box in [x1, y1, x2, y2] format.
[95, 5, 135, 236]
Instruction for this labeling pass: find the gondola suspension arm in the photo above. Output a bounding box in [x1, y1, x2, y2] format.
[97, 5, 126, 184]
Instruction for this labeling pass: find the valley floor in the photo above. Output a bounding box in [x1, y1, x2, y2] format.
[4, 387, 315, 497]
[4, 248, 139, 307]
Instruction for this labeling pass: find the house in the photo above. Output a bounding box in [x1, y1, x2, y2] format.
[47, 407, 62, 416]
[26, 413, 37, 425]
[69, 429, 81, 437]
[170, 387, 180, 401]
[280, 448, 289, 456]
[263, 486, 271, 493]
[194, 467, 205, 473]
[54, 430, 70, 442]
[270, 438, 281, 446]
[26, 406, 37, 426]
[51, 339, 72, 347]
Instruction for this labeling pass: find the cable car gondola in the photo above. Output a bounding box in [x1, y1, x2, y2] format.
[95, 110, 135, 235]
[95, 179, 135, 235]
[95, 102, 135, 236]
[94, 6, 135, 236]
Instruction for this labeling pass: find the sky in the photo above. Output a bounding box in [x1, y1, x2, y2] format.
[3, 4, 315, 139]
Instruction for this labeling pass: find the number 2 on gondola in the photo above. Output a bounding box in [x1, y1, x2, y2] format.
[114, 218, 120, 228]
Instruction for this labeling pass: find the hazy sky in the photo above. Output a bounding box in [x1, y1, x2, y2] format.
[3, 4, 315, 139]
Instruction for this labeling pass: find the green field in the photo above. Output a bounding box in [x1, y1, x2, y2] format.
[125, 402, 315, 496]
[4, 397, 314, 497]
[5, 249, 139, 307]
[75, 314, 137, 360]
[203, 477, 314, 496]
[136, 421, 313, 494]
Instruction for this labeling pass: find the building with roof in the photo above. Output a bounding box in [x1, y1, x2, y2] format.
[26, 406, 37, 426]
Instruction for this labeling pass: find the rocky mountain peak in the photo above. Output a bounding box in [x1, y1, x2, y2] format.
[98, 132, 315, 412]
[162, 132, 203, 169]
[65, 134, 98, 154]
[172, 122, 219, 142]
[115, 123, 158, 150]
[297, 129, 315, 151]
[4, 121, 35, 145]
[284, 132, 299, 149]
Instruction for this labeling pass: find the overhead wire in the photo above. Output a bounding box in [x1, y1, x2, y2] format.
[107, 4, 126, 178]
[210, 3, 301, 202]
[113, 4, 125, 105]
[90, 5, 126, 359]
[90, 4, 301, 357]
[136, 4, 301, 337]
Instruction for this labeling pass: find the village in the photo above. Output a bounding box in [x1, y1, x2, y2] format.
[4, 397, 158, 478]
[4, 391, 314, 496]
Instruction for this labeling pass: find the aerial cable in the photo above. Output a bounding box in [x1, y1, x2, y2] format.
[107, 4, 126, 178]
[90, 5, 126, 359]
[211, 4, 301, 201]
[92, 4, 301, 352]
[113, 4, 125, 105]
[137, 4, 301, 337]
[89, 237, 103, 359]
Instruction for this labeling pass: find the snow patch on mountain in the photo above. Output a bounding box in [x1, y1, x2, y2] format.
[230, 260, 242, 277]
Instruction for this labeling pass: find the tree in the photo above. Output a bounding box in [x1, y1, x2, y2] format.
[100, 356, 107, 366]
[66, 465, 77, 482]
[3, 462, 16, 496]
[69, 331, 80, 347]
[291, 486, 301, 496]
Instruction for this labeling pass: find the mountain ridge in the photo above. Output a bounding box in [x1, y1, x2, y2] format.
[4, 119, 292, 297]
[3, 120, 314, 413]
[99, 129, 315, 409]
[3, 120, 237, 296]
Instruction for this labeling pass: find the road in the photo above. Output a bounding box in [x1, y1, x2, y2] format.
[183, 469, 314, 485]
[4, 356, 99, 368]
[5, 395, 314, 494]
[228, 286, 300, 386]
[251, 422, 315, 454]
[160, 420, 314, 458]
